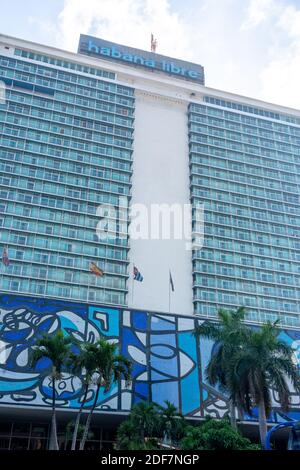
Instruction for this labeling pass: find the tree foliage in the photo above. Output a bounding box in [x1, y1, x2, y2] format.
[180, 418, 259, 450]
[115, 400, 186, 450]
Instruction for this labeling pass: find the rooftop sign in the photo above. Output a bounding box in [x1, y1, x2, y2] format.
[78, 35, 205, 84]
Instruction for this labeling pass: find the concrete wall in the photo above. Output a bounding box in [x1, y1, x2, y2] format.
[128, 89, 193, 315]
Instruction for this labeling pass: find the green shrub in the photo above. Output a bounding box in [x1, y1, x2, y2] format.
[180, 418, 260, 450]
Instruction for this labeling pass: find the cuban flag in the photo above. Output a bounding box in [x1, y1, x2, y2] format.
[133, 265, 143, 282]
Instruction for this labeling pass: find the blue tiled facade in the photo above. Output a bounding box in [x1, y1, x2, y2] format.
[0, 48, 134, 306]
[0, 293, 299, 423]
[189, 101, 300, 327]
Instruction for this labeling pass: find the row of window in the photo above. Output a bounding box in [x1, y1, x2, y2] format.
[0, 149, 131, 175]
[204, 212, 300, 238]
[190, 145, 299, 174]
[1, 136, 131, 162]
[194, 303, 298, 327]
[194, 288, 299, 313]
[1, 227, 128, 257]
[1, 203, 128, 231]
[189, 112, 300, 138]
[0, 188, 128, 220]
[201, 223, 300, 249]
[2, 262, 126, 290]
[191, 191, 300, 215]
[2, 110, 133, 139]
[190, 120, 300, 141]
[192, 102, 300, 127]
[204, 201, 300, 226]
[1, 124, 132, 152]
[0, 66, 133, 106]
[1, 217, 128, 244]
[4, 89, 134, 121]
[194, 275, 298, 299]
[191, 164, 299, 191]
[0, 161, 131, 186]
[202, 97, 300, 126]
[0, 216, 128, 254]
[0, 241, 127, 276]
[192, 185, 298, 206]
[0, 171, 130, 197]
[12, 51, 116, 82]
[191, 175, 299, 201]
[195, 251, 300, 275]
[194, 262, 299, 286]
[190, 133, 300, 157]
[0, 277, 125, 305]
[190, 156, 298, 183]
[6, 98, 133, 129]
[1, 113, 133, 145]
[200, 237, 300, 263]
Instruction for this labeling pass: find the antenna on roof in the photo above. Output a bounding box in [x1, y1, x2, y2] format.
[151, 34, 157, 53]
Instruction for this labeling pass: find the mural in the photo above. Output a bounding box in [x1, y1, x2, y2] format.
[0, 293, 299, 423]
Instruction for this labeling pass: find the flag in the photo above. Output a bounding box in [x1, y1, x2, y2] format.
[169, 270, 174, 292]
[151, 33, 157, 52]
[133, 266, 143, 282]
[2, 248, 9, 266]
[90, 262, 104, 277]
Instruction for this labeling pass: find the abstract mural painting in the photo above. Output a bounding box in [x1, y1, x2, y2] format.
[0, 293, 299, 423]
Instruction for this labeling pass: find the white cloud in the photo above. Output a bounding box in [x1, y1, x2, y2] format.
[258, 4, 300, 108]
[241, 0, 275, 30]
[28, 16, 58, 37]
[52, 0, 300, 109]
[57, 0, 191, 60]
[277, 4, 300, 38]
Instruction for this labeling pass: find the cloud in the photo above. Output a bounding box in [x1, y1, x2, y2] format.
[53, 0, 300, 109]
[57, 0, 191, 60]
[258, 4, 300, 108]
[241, 0, 276, 30]
[28, 16, 58, 37]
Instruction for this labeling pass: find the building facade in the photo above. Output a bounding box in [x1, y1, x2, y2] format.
[189, 101, 300, 326]
[0, 33, 300, 326]
[0, 33, 300, 447]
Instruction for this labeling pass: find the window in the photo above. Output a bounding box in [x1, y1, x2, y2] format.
[16, 251, 24, 260]
[64, 272, 72, 282]
[11, 281, 20, 291]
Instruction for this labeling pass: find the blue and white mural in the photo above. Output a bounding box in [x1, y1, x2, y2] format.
[0, 293, 299, 423]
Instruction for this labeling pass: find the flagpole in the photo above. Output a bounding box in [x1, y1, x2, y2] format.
[87, 263, 90, 303]
[131, 262, 135, 305]
[168, 270, 171, 313]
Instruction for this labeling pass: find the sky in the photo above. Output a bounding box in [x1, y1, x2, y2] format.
[1, 0, 300, 109]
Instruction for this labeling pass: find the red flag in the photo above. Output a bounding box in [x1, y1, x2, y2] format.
[2, 248, 9, 266]
[90, 262, 104, 277]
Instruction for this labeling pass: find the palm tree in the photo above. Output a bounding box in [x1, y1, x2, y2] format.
[65, 421, 94, 450]
[79, 338, 132, 450]
[130, 401, 160, 442]
[157, 400, 185, 446]
[194, 307, 249, 429]
[30, 330, 74, 450]
[229, 321, 300, 447]
[115, 420, 140, 450]
[68, 342, 100, 450]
